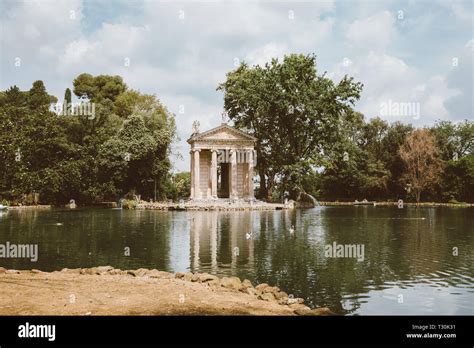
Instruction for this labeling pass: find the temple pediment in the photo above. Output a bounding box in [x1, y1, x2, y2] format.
[187, 124, 256, 144]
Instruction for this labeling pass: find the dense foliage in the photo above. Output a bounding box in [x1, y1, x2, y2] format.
[219, 54, 473, 203]
[0, 75, 177, 205]
[313, 117, 473, 203]
[1, 58, 472, 205]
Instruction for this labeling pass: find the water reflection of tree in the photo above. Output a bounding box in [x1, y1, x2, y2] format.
[0, 209, 175, 272]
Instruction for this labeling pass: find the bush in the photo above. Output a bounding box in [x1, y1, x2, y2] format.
[122, 199, 138, 209]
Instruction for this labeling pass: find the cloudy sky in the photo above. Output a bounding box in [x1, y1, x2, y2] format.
[1, 0, 472, 171]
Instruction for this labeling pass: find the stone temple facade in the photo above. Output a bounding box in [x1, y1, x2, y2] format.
[187, 123, 257, 201]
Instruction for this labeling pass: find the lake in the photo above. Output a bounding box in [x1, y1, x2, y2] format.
[0, 206, 472, 315]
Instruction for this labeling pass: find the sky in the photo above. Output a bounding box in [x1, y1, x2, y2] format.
[0, 0, 472, 171]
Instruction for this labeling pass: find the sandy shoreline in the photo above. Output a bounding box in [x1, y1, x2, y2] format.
[0, 267, 335, 316]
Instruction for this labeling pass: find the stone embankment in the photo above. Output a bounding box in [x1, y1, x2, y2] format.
[5, 205, 51, 210]
[318, 201, 473, 207]
[135, 200, 291, 211]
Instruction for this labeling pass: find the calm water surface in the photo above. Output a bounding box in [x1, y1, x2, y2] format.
[0, 206, 472, 315]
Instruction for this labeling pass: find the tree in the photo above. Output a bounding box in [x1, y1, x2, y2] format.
[72, 73, 96, 100]
[381, 122, 414, 198]
[441, 154, 474, 202]
[1, 86, 27, 107]
[28, 80, 57, 109]
[218, 53, 363, 200]
[73, 73, 126, 103]
[165, 172, 191, 200]
[0, 76, 176, 205]
[0, 89, 73, 203]
[360, 117, 389, 159]
[399, 129, 443, 203]
[96, 89, 176, 201]
[431, 120, 474, 202]
[64, 88, 72, 105]
[320, 113, 389, 200]
[431, 120, 473, 161]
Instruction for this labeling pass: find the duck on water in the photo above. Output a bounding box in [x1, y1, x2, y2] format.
[68, 199, 76, 209]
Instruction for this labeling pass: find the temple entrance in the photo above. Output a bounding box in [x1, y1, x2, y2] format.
[218, 163, 230, 198]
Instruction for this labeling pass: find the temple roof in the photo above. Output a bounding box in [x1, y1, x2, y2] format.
[187, 123, 257, 144]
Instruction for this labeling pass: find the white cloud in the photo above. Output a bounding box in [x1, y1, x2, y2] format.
[245, 43, 289, 67]
[443, 38, 474, 119]
[437, 0, 474, 21]
[1, 0, 83, 52]
[417, 75, 459, 121]
[346, 11, 396, 49]
[58, 39, 100, 71]
[330, 51, 460, 125]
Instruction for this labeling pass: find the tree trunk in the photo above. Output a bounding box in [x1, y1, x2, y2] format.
[416, 190, 421, 206]
[258, 168, 268, 200]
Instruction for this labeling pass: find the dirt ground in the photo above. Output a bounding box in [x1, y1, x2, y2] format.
[0, 267, 323, 316]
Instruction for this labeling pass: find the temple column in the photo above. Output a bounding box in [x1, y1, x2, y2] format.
[211, 150, 218, 199]
[230, 149, 238, 199]
[192, 214, 200, 269]
[211, 211, 217, 273]
[193, 149, 201, 199]
[190, 150, 194, 199]
[247, 150, 254, 199]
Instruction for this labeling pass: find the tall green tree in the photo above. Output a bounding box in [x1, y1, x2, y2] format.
[320, 113, 389, 200]
[431, 120, 474, 202]
[73, 73, 126, 103]
[0, 81, 71, 203]
[380, 122, 414, 198]
[218, 53, 363, 200]
[28, 80, 57, 109]
[64, 88, 72, 105]
[431, 120, 473, 160]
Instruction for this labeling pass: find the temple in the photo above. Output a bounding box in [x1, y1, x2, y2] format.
[187, 122, 257, 201]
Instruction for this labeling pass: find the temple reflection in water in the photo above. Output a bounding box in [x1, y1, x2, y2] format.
[188, 211, 258, 274]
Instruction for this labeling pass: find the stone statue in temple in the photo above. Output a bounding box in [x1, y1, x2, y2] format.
[192, 120, 200, 135]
